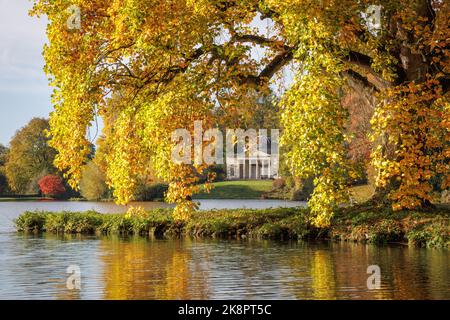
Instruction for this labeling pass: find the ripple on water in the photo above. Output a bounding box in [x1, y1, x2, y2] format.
[0, 201, 448, 300]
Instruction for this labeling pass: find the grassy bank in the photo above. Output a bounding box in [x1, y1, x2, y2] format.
[15, 206, 449, 248]
[194, 180, 273, 199]
[331, 205, 449, 248]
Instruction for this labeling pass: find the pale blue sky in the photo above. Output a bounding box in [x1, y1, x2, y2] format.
[0, 1, 293, 147]
[0, 0, 52, 146]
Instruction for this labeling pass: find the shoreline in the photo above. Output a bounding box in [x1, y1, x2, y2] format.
[14, 206, 449, 248]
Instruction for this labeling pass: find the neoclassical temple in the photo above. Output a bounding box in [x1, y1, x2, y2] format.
[226, 150, 278, 180]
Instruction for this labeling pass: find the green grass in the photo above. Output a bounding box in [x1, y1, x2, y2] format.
[194, 180, 273, 199]
[14, 207, 309, 240]
[331, 206, 449, 247]
[14, 206, 450, 247]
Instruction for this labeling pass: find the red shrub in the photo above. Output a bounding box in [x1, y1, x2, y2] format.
[38, 175, 66, 197]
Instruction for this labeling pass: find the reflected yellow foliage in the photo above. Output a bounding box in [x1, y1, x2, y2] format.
[100, 237, 209, 299]
[310, 250, 337, 300]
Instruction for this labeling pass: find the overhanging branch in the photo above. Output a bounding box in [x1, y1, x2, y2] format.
[239, 48, 294, 87]
[345, 50, 393, 90]
[231, 34, 292, 51]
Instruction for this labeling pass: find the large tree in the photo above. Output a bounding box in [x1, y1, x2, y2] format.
[79, 161, 109, 200]
[32, 0, 449, 224]
[4, 118, 57, 194]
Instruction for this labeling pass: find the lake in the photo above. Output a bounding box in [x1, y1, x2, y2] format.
[0, 200, 448, 300]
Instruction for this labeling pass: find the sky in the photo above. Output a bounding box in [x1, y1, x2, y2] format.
[0, 0, 53, 146]
[0, 1, 292, 147]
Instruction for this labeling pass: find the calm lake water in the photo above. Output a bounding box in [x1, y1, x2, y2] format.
[0, 200, 448, 300]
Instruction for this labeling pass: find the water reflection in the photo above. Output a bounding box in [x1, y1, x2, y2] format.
[0, 233, 447, 300]
[100, 237, 211, 299]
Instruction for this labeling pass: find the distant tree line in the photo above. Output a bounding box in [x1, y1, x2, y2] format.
[0, 118, 74, 198]
[0, 117, 168, 201]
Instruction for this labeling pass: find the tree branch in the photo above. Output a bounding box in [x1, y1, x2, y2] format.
[345, 50, 393, 90]
[341, 69, 377, 91]
[239, 48, 294, 87]
[231, 34, 291, 51]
